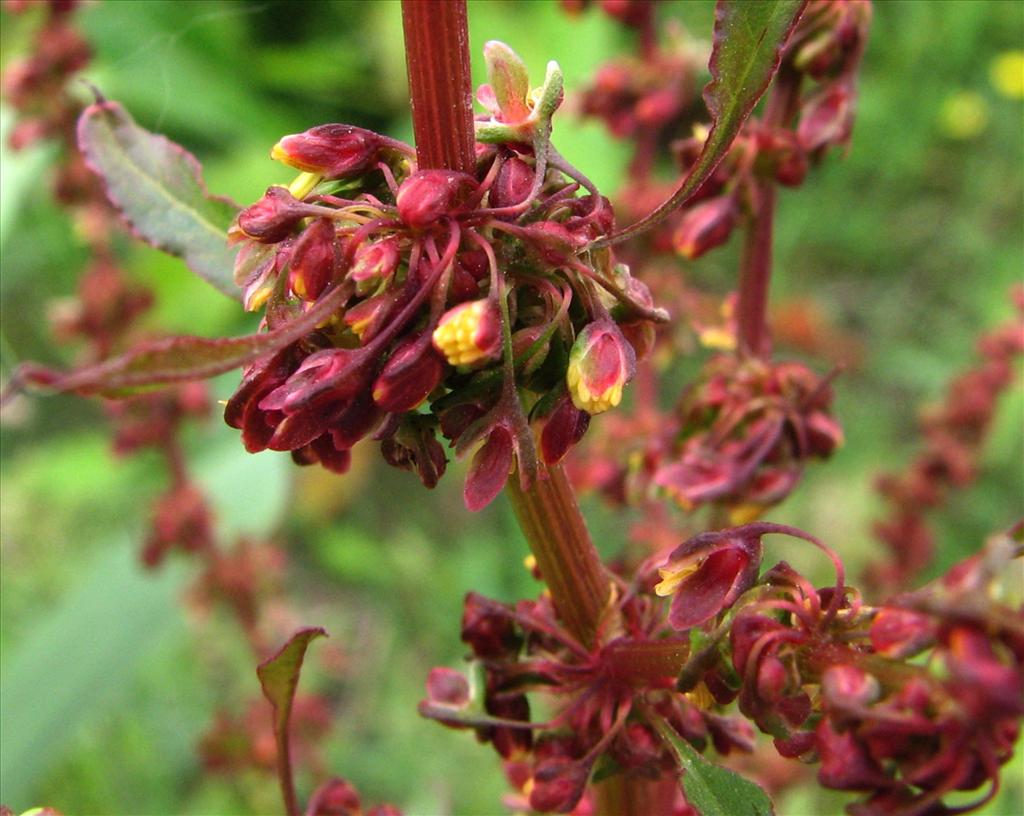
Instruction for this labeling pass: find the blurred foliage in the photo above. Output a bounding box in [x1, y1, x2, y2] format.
[1, 1, 1022, 814]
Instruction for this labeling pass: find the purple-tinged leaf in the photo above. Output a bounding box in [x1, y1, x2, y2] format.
[78, 100, 240, 300]
[257, 627, 328, 816]
[649, 710, 774, 816]
[8, 283, 351, 398]
[593, 0, 807, 249]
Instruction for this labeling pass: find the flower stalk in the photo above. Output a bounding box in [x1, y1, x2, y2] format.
[505, 464, 611, 649]
[401, 0, 476, 174]
[736, 65, 802, 358]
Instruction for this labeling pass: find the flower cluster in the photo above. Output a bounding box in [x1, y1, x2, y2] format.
[668, 0, 872, 260]
[226, 44, 661, 510]
[420, 581, 753, 814]
[867, 286, 1024, 593]
[659, 523, 1024, 816]
[653, 354, 843, 522]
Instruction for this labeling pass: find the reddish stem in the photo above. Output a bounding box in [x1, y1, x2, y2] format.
[736, 182, 776, 357]
[506, 465, 611, 649]
[735, 66, 802, 358]
[401, 0, 476, 175]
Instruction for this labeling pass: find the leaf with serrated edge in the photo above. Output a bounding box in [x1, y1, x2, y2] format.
[650, 710, 774, 816]
[593, 0, 806, 249]
[11, 282, 351, 397]
[78, 100, 240, 300]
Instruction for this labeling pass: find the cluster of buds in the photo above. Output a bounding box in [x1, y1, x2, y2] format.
[867, 287, 1024, 593]
[577, 29, 707, 143]
[1, 0, 88, 150]
[657, 523, 1024, 816]
[420, 581, 754, 814]
[668, 0, 871, 260]
[227, 43, 662, 510]
[647, 353, 841, 522]
[0, 0, 108, 211]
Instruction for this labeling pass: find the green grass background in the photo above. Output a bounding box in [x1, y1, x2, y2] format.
[1, 1, 1022, 814]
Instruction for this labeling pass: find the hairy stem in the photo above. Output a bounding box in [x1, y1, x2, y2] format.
[401, 0, 476, 174]
[506, 465, 611, 649]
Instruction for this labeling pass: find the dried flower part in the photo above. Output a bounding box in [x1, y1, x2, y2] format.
[432, 299, 502, 367]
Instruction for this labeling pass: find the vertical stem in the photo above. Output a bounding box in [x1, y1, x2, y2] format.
[506, 464, 610, 648]
[401, 0, 476, 174]
[735, 181, 775, 358]
[735, 66, 801, 359]
[399, 7, 658, 814]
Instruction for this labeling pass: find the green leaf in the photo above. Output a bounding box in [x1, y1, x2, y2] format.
[256, 627, 327, 735]
[594, 0, 806, 249]
[256, 627, 327, 816]
[650, 711, 775, 816]
[77, 99, 240, 300]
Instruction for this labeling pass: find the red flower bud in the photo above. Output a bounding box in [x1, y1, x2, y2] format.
[566, 320, 636, 414]
[821, 665, 881, 714]
[237, 186, 310, 243]
[798, 84, 854, 153]
[288, 218, 337, 301]
[529, 758, 590, 814]
[432, 299, 502, 366]
[351, 237, 400, 294]
[425, 667, 470, 707]
[491, 156, 534, 208]
[372, 338, 445, 413]
[672, 196, 738, 260]
[344, 291, 397, 343]
[396, 170, 476, 229]
[271, 124, 382, 179]
[870, 608, 935, 659]
[305, 777, 361, 816]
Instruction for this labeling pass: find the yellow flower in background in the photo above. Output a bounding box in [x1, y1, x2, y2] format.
[990, 50, 1024, 99]
[939, 91, 990, 140]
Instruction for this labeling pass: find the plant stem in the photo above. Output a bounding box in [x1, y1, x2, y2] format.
[735, 66, 801, 358]
[735, 181, 776, 357]
[506, 464, 611, 649]
[401, 0, 476, 175]
[399, 6, 660, 813]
